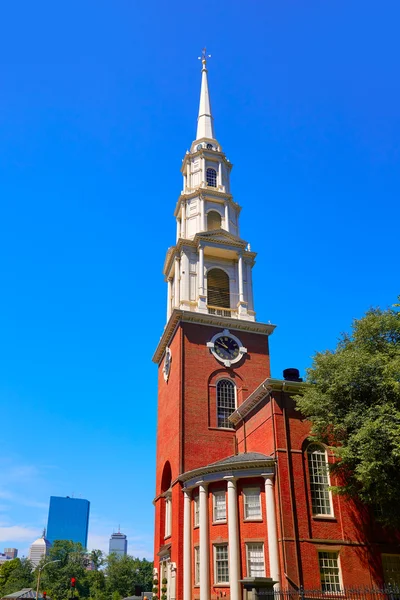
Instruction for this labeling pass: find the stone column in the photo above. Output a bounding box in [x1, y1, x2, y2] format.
[218, 161, 222, 189]
[176, 218, 180, 242]
[167, 279, 172, 321]
[183, 489, 191, 600]
[186, 162, 191, 190]
[180, 252, 190, 305]
[264, 476, 280, 587]
[238, 253, 244, 303]
[200, 196, 205, 231]
[174, 257, 180, 308]
[225, 477, 240, 600]
[199, 482, 209, 600]
[181, 202, 186, 239]
[201, 156, 205, 186]
[224, 202, 230, 232]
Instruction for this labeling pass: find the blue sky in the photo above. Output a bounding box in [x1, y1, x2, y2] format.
[0, 1, 399, 559]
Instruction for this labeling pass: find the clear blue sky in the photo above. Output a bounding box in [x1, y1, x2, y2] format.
[1, 1, 399, 559]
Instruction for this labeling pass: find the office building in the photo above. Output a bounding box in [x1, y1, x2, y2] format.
[4, 548, 18, 559]
[29, 530, 51, 567]
[47, 496, 90, 548]
[109, 531, 128, 557]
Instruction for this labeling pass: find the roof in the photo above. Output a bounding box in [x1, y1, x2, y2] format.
[209, 452, 271, 466]
[2, 589, 47, 599]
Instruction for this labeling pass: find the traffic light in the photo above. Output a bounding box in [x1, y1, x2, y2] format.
[71, 578, 76, 588]
[43, 593, 47, 599]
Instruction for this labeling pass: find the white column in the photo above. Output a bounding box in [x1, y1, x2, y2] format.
[183, 489, 191, 600]
[183, 173, 187, 192]
[218, 161, 222, 189]
[226, 477, 240, 600]
[174, 257, 180, 308]
[198, 245, 204, 296]
[181, 202, 186, 239]
[186, 162, 191, 190]
[224, 202, 230, 232]
[180, 252, 190, 304]
[200, 196, 205, 231]
[176, 218, 180, 242]
[201, 156, 205, 186]
[238, 253, 244, 303]
[264, 476, 280, 587]
[167, 279, 172, 320]
[199, 482, 209, 600]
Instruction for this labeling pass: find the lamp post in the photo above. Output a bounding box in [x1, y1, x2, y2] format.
[36, 560, 61, 600]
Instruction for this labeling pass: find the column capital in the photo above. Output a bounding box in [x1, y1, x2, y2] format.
[197, 479, 208, 488]
[182, 487, 192, 497]
[262, 473, 274, 481]
[223, 475, 237, 483]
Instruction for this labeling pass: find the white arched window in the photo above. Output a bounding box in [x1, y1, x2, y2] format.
[206, 167, 217, 187]
[207, 268, 230, 310]
[217, 379, 236, 429]
[307, 444, 333, 516]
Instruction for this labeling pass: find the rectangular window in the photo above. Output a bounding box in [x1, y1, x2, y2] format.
[382, 554, 400, 587]
[193, 495, 199, 528]
[164, 496, 171, 538]
[243, 488, 262, 520]
[246, 543, 265, 578]
[308, 446, 333, 516]
[213, 491, 226, 522]
[194, 547, 200, 585]
[214, 544, 229, 584]
[318, 551, 341, 592]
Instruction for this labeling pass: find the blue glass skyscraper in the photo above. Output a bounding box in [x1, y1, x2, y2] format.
[47, 496, 90, 548]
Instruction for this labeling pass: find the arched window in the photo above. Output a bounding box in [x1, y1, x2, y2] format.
[206, 167, 217, 187]
[207, 268, 230, 310]
[217, 379, 236, 428]
[207, 211, 222, 231]
[307, 444, 333, 516]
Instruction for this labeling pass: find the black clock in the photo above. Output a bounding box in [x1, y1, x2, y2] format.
[207, 329, 247, 367]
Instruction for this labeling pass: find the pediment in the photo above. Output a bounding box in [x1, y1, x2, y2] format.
[196, 229, 247, 247]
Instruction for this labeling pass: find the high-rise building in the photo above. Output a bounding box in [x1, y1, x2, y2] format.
[109, 531, 128, 557]
[4, 548, 18, 559]
[29, 530, 51, 567]
[152, 53, 400, 599]
[47, 496, 90, 548]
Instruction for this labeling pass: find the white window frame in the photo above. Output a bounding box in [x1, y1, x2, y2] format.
[216, 379, 236, 429]
[213, 490, 227, 523]
[164, 492, 172, 539]
[246, 543, 266, 578]
[214, 544, 229, 584]
[382, 554, 400, 587]
[193, 495, 199, 528]
[243, 487, 262, 521]
[318, 551, 342, 593]
[194, 546, 200, 586]
[307, 444, 334, 517]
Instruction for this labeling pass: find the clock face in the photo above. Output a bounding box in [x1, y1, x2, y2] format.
[207, 329, 247, 367]
[214, 336, 239, 361]
[163, 347, 172, 382]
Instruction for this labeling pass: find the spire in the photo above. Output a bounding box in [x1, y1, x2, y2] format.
[196, 48, 215, 141]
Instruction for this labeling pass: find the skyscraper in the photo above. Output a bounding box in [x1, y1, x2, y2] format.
[4, 548, 18, 559]
[47, 496, 90, 548]
[29, 530, 51, 567]
[109, 531, 127, 557]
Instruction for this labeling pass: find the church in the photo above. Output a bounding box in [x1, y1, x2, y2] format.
[152, 54, 400, 600]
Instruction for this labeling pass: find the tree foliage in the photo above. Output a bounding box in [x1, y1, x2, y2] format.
[0, 558, 34, 597]
[295, 300, 400, 527]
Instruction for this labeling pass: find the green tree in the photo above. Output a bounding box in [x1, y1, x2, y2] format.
[295, 300, 400, 527]
[38, 540, 90, 600]
[0, 558, 34, 596]
[106, 555, 153, 598]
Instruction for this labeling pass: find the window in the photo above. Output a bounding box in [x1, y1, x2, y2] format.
[194, 547, 200, 585]
[307, 444, 333, 516]
[164, 494, 172, 538]
[206, 167, 217, 187]
[217, 379, 236, 428]
[214, 545, 229, 584]
[193, 495, 199, 528]
[318, 551, 341, 592]
[246, 543, 265, 577]
[207, 210, 222, 231]
[207, 268, 230, 310]
[213, 491, 227, 522]
[382, 554, 400, 587]
[243, 488, 262, 520]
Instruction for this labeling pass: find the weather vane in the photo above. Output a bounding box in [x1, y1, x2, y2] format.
[198, 47, 211, 65]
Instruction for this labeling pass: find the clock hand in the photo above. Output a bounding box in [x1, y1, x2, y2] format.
[219, 341, 228, 349]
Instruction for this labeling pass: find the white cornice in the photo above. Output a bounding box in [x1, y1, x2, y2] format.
[174, 191, 241, 217]
[152, 309, 276, 364]
[229, 378, 307, 425]
[178, 459, 275, 489]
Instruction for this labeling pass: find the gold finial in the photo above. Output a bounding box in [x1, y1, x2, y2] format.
[198, 47, 211, 67]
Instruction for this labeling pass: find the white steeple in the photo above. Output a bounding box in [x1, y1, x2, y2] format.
[196, 49, 215, 141]
[162, 53, 257, 325]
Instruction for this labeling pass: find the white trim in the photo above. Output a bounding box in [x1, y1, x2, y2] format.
[164, 494, 172, 539]
[317, 550, 343, 593]
[307, 444, 334, 517]
[194, 546, 200, 586]
[193, 494, 199, 528]
[213, 544, 229, 585]
[215, 378, 237, 429]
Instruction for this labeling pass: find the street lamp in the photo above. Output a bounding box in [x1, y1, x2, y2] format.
[35, 559, 61, 600]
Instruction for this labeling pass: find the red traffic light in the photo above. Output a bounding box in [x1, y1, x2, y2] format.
[43, 593, 47, 599]
[71, 578, 76, 587]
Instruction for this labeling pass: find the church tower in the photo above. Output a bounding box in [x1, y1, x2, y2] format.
[153, 53, 276, 600]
